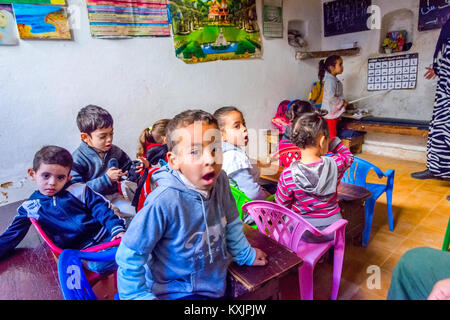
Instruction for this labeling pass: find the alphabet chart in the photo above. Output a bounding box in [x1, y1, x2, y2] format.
[367, 53, 419, 91]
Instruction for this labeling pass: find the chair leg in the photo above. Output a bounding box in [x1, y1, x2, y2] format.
[362, 199, 376, 247]
[298, 263, 314, 300]
[331, 245, 345, 300]
[386, 188, 394, 231]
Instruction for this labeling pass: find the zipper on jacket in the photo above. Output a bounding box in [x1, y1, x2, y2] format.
[53, 196, 56, 206]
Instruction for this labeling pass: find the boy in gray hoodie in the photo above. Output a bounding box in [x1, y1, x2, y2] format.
[115, 110, 267, 300]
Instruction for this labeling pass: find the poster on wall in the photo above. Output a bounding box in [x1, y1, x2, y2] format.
[168, 0, 262, 64]
[86, 0, 170, 38]
[262, 0, 283, 38]
[12, 3, 72, 40]
[0, 4, 19, 45]
[367, 53, 419, 91]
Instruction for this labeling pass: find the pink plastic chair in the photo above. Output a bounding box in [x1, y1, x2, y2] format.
[273, 146, 301, 167]
[30, 217, 121, 285]
[242, 201, 348, 300]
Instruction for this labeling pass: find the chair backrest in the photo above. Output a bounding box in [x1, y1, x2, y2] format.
[242, 201, 330, 251]
[30, 217, 63, 256]
[57, 248, 118, 300]
[274, 146, 301, 167]
[30, 217, 121, 258]
[271, 100, 291, 133]
[341, 156, 378, 188]
[230, 186, 252, 220]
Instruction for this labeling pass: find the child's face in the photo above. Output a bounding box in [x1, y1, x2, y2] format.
[28, 164, 71, 197]
[221, 111, 248, 147]
[167, 122, 222, 191]
[81, 126, 114, 152]
[330, 58, 344, 75]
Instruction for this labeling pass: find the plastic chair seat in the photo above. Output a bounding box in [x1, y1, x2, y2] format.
[296, 241, 333, 263]
[365, 183, 387, 200]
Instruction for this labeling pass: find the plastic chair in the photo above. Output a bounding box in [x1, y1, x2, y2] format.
[242, 201, 348, 300]
[341, 156, 395, 247]
[442, 216, 450, 251]
[230, 186, 274, 229]
[273, 146, 301, 167]
[30, 217, 121, 284]
[57, 247, 118, 300]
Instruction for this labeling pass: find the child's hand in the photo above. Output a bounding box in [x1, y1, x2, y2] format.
[342, 100, 349, 108]
[252, 248, 268, 266]
[112, 232, 125, 240]
[428, 279, 450, 300]
[424, 66, 437, 80]
[136, 156, 150, 172]
[107, 167, 126, 182]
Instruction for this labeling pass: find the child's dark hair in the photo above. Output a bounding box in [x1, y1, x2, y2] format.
[213, 106, 243, 130]
[76, 105, 114, 135]
[290, 112, 329, 149]
[33, 146, 73, 171]
[137, 119, 170, 157]
[286, 100, 314, 122]
[166, 109, 218, 151]
[318, 55, 342, 83]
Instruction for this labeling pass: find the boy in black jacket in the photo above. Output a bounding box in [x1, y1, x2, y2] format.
[0, 146, 126, 272]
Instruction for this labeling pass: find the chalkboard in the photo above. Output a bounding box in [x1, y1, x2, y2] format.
[323, 0, 371, 37]
[419, 0, 450, 31]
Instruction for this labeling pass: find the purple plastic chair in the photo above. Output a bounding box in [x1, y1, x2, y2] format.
[242, 201, 348, 300]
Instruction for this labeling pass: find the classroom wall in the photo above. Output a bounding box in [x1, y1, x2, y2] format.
[320, 0, 440, 121]
[0, 0, 323, 206]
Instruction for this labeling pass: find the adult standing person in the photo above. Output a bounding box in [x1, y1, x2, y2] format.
[411, 19, 450, 193]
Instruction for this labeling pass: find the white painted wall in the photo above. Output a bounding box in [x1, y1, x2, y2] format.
[321, 0, 439, 121]
[0, 0, 323, 205]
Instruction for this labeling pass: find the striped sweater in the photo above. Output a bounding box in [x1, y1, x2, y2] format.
[275, 138, 353, 218]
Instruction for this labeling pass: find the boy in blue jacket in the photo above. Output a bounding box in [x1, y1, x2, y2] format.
[71, 105, 137, 218]
[0, 146, 126, 272]
[115, 110, 267, 300]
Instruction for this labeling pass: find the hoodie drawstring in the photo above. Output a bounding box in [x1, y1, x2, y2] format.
[199, 195, 214, 264]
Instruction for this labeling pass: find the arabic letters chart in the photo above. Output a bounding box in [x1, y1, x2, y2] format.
[367, 53, 419, 91]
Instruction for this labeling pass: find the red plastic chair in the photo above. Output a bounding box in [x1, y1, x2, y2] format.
[273, 146, 301, 167]
[242, 201, 348, 300]
[29, 217, 121, 285]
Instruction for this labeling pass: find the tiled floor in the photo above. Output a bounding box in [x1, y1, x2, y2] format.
[285, 152, 450, 300]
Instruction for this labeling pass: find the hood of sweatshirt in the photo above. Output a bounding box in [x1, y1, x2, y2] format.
[289, 156, 338, 201]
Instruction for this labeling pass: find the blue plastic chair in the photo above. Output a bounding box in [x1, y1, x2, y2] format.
[342, 156, 395, 247]
[57, 247, 118, 300]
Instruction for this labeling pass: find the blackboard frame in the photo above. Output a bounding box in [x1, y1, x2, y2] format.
[323, 0, 372, 37]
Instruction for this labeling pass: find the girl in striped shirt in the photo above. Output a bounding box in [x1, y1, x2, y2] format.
[275, 112, 353, 242]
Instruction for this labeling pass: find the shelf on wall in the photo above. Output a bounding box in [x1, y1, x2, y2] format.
[295, 47, 360, 60]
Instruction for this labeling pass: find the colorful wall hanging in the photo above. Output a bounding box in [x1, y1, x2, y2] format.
[169, 0, 262, 64]
[13, 3, 71, 39]
[86, 0, 170, 38]
[0, 0, 66, 5]
[0, 4, 19, 45]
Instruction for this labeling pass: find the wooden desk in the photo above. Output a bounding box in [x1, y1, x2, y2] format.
[226, 224, 303, 300]
[257, 163, 372, 246]
[0, 201, 63, 300]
